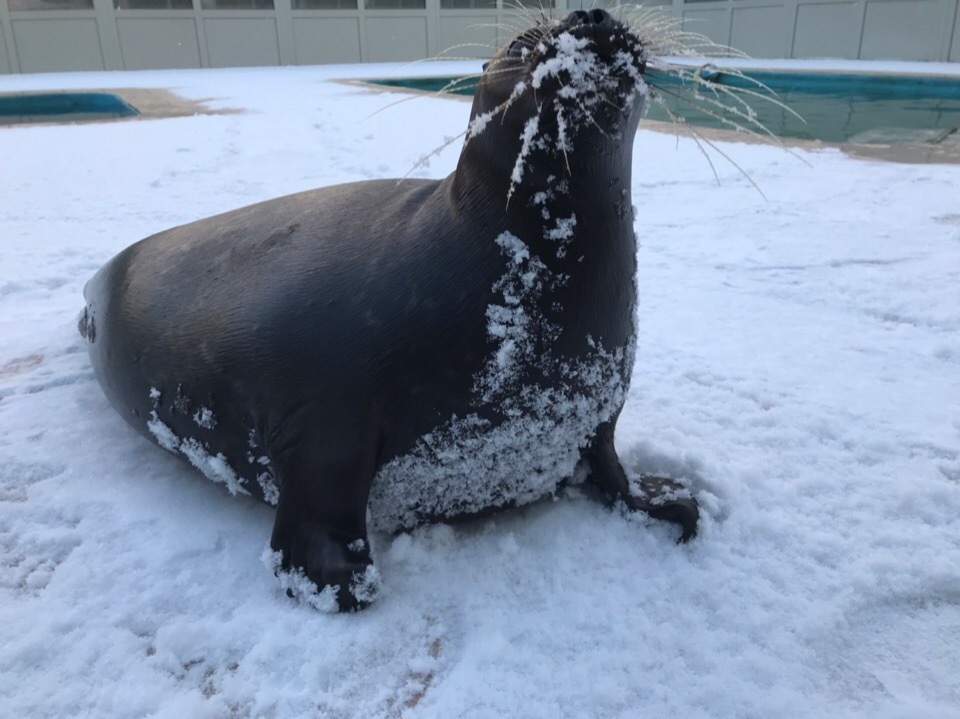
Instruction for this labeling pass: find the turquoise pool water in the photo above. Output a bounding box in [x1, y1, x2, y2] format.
[0, 92, 139, 126]
[369, 71, 960, 144]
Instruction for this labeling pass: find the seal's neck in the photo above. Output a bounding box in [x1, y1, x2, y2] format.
[456, 104, 640, 198]
[450, 99, 642, 266]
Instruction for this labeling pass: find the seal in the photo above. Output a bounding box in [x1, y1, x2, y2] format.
[79, 8, 699, 611]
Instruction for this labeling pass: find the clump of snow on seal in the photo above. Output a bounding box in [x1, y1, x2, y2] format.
[260, 547, 381, 611]
[546, 214, 577, 258]
[369, 346, 626, 532]
[255, 472, 279, 505]
[192, 406, 216, 429]
[261, 547, 340, 613]
[349, 564, 382, 605]
[465, 81, 527, 141]
[146, 411, 180, 453]
[508, 116, 542, 202]
[475, 232, 560, 402]
[245, 428, 279, 505]
[147, 388, 249, 497]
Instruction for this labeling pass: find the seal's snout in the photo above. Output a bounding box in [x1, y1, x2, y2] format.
[561, 8, 637, 61]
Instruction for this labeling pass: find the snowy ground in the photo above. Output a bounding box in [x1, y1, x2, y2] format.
[1, 60, 959, 718]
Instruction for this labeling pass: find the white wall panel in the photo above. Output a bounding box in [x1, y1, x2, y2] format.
[732, 5, 788, 58]
[12, 18, 104, 72]
[793, 1, 861, 59]
[682, 8, 730, 49]
[437, 14, 497, 58]
[860, 0, 941, 61]
[117, 18, 201, 70]
[0, 28, 10, 73]
[1, 1, 959, 73]
[293, 17, 361, 64]
[204, 17, 280, 67]
[365, 15, 428, 62]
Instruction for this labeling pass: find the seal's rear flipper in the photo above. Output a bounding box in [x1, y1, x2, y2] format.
[77, 307, 95, 342]
[583, 421, 700, 543]
[623, 476, 699, 543]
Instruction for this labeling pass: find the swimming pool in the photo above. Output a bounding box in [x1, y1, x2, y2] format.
[369, 70, 960, 145]
[0, 92, 139, 126]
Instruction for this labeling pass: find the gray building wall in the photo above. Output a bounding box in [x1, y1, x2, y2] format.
[1, 0, 958, 74]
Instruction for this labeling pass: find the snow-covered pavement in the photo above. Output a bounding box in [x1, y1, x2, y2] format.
[1, 61, 959, 718]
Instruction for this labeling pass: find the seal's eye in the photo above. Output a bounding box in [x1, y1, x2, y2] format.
[506, 38, 530, 60]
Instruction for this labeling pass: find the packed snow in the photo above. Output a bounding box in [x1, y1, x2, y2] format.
[1, 59, 959, 718]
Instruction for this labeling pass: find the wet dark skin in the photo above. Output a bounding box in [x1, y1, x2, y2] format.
[81, 9, 697, 611]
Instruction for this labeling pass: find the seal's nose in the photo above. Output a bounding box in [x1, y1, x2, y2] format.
[566, 8, 613, 27]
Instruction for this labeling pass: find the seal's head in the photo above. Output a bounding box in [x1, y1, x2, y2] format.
[456, 9, 649, 203]
[452, 7, 794, 205]
[482, 10, 647, 130]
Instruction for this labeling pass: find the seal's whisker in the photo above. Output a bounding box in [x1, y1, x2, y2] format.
[583, 109, 615, 140]
[691, 71, 806, 125]
[492, 20, 552, 49]
[381, 54, 454, 75]
[646, 80, 778, 142]
[643, 55, 804, 134]
[401, 128, 469, 180]
[663, 81, 813, 169]
[465, 81, 530, 143]
[361, 73, 483, 121]
[369, 63, 531, 120]
[486, 19, 532, 37]
[468, 22, 524, 40]
[615, 5, 748, 59]
[497, 88, 530, 129]
[657, 100, 768, 199]
[676, 77, 768, 126]
[362, 70, 495, 121]
[498, 21, 552, 52]
[648, 80, 771, 136]
[364, 93, 424, 121]
[433, 45, 501, 59]
[596, 91, 630, 116]
[512, 0, 544, 25]
[659, 101, 723, 183]
[501, 1, 545, 27]
[430, 74, 485, 97]
[484, 61, 525, 76]
[482, 55, 528, 68]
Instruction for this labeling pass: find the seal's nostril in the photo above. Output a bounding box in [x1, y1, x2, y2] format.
[566, 8, 611, 26]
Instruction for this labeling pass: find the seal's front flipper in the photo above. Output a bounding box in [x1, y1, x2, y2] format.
[268, 514, 379, 612]
[583, 421, 699, 543]
[266, 445, 380, 611]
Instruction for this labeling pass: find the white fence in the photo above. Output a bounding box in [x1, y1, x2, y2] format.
[1, 0, 958, 74]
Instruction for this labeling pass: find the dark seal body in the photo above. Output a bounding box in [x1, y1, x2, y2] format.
[80, 9, 698, 611]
